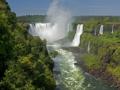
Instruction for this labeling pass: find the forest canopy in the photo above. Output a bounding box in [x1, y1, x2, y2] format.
[0, 0, 56, 90]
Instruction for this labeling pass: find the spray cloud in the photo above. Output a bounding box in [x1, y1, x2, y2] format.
[29, 0, 72, 43]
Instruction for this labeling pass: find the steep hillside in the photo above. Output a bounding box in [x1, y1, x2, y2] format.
[0, 0, 55, 90]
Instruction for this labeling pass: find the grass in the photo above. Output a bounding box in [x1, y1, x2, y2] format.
[107, 65, 120, 81]
[82, 54, 101, 69]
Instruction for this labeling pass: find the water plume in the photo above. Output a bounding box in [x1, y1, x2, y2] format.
[29, 0, 72, 43]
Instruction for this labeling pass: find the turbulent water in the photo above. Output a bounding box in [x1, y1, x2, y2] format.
[29, 22, 116, 90]
[47, 46, 117, 90]
[29, 23, 68, 42]
[53, 49, 85, 90]
[28, 0, 117, 89]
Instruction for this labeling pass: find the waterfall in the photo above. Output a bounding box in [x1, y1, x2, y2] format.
[29, 22, 116, 90]
[87, 41, 90, 53]
[99, 25, 104, 35]
[28, 0, 117, 89]
[29, 23, 68, 43]
[112, 24, 114, 34]
[29, 23, 84, 46]
[29, 23, 51, 36]
[29, 0, 71, 43]
[71, 24, 83, 47]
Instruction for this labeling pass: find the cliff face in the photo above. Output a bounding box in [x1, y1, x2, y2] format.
[79, 19, 120, 89]
[0, 0, 56, 90]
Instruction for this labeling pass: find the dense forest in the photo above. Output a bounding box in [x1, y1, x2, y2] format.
[18, 15, 46, 23]
[17, 15, 120, 24]
[0, 0, 55, 90]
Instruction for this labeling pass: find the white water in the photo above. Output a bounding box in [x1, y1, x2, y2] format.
[71, 24, 83, 47]
[29, 0, 71, 43]
[29, 22, 116, 90]
[48, 47, 86, 90]
[29, 23, 83, 46]
[112, 24, 114, 34]
[29, 23, 67, 42]
[99, 25, 104, 35]
[29, 23, 50, 36]
[47, 45, 116, 90]
[28, 0, 117, 89]
[87, 41, 90, 53]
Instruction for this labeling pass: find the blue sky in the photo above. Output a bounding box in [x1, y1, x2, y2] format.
[7, 0, 120, 16]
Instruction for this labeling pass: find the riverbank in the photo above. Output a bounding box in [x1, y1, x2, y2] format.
[86, 68, 120, 89]
[78, 23, 120, 90]
[63, 47, 119, 89]
[60, 47, 117, 90]
[79, 52, 120, 90]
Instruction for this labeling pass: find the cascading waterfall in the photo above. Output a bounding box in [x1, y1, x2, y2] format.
[29, 22, 69, 42]
[111, 24, 114, 34]
[29, 23, 51, 36]
[29, 23, 65, 42]
[71, 24, 83, 47]
[87, 41, 90, 53]
[99, 25, 104, 35]
[29, 23, 83, 46]
[29, 0, 72, 43]
[28, 0, 117, 89]
[29, 21, 117, 90]
[29, 22, 117, 90]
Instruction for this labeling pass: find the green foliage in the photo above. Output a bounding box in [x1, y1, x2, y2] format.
[17, 15, 46, 23]
[107, 65, 120, 81]
[49, 51, 58, 58]
[84, 18, 99, 32]
[82, 54, 101, 69]
[0, 0, 56, 90]
[0, 54, 55, 90]
[80, 17, 120, 84]
[0, 0, 10, 11]
[112, 47, 120, 64]
[74, 16, 120, 24]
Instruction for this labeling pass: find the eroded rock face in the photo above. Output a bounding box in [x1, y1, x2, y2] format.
[87, 68, 120, 89]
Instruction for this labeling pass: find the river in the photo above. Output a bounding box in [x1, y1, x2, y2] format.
[47, 46, 117, 90]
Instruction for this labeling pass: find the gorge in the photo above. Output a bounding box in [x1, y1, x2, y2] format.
[28, 0, 120, 90]
[2, 0, 120, 90]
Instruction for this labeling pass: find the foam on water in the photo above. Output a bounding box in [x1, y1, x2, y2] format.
[52, 48, 85, 90]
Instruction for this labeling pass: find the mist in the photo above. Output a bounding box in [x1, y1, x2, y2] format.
[29, 0, 72, 43]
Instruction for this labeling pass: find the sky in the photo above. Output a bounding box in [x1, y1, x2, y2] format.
[6, 0, 120, 16]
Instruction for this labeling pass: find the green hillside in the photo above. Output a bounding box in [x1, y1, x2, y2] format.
[0, 0, 55, 90]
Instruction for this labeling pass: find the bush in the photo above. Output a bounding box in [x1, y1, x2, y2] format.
[82, 54, 101, 69]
